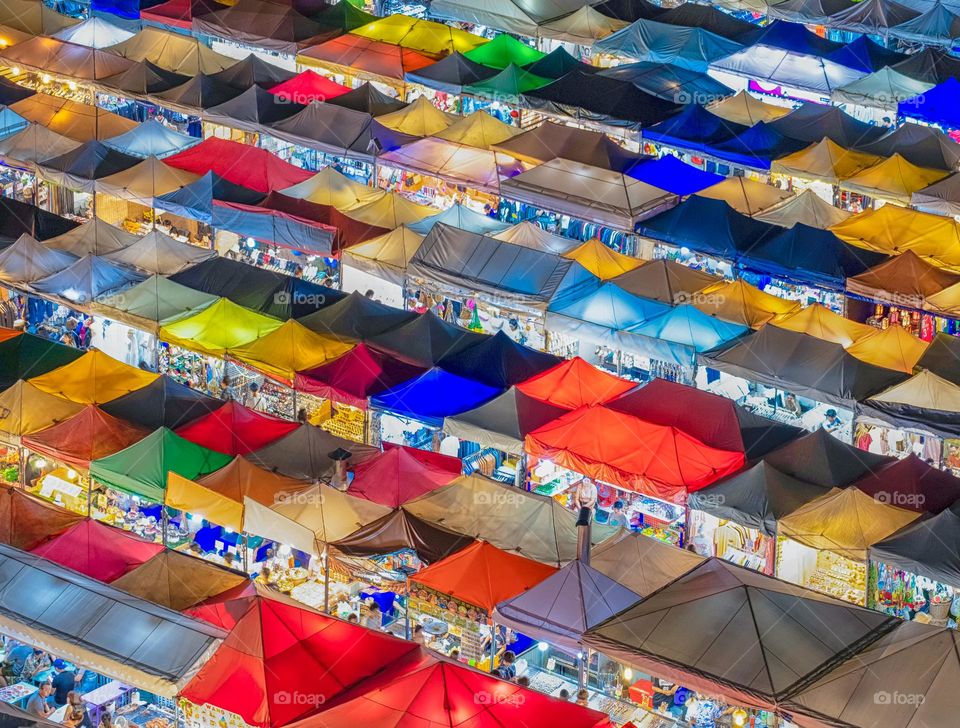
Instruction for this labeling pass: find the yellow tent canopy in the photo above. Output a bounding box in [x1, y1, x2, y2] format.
[160, 297, 283, 358]
[270, 482, 391, 543]
[755, 189, 852, 229]
[772, 303, 874, 347]
[10, 94, 137, 142]
[228, 319, 352, 382]
[778, 487, 921, 561]
[340, 226, 424, 283]
[349, 14, 487, 56]
[279, 166, 385, 210]
[706, 90, 792, 126]
[771, 138, 883, 184]
[105, 27, 235, 74]
[866, 369, 960, 413]
[924, 281, 960, 314]
[373, 95, 457, 138]
[0, 380, 85, 439]
[28, 350, 159, 404]
[434, 110, 522, 149]
[845, 325, 928, 374]
[830, 205, 960, 272]
[696, 177, 794, 216]
[341, 192, 437, 228]
[692, 279, 801, 329]
[561, 238, 642, 280]
[491, 221, 579, 255]
[839, 154, 950, 205]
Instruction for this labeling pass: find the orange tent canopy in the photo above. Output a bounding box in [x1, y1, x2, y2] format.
[517, 356, 634, 410]
[410, 540, 556, 612]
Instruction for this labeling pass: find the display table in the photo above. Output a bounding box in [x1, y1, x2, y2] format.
[0, 682, 37, 705]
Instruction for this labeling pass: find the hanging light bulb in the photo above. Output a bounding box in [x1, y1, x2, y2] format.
[622, 668, 633, 681]
[41, 74, 51, 84]
[67, 81, 77, 91]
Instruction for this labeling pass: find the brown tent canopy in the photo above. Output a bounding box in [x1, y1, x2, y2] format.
[111, 550, 248, 610]
[0, 484, 83, 550]
[332, 509, 474, 564]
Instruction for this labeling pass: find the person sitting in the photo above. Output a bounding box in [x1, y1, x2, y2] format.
[26, 682, 54, 719]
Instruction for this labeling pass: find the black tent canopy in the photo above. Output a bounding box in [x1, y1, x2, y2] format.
[326, 82, 407, 116]
[267, 102, 376, 160]
[438, 330, 561, 388]
[405, 52, 497, 94]
[368, 309, 486, 368]
[298, 289, 416, 341]
[762, 427, 893, 488]
[152, 72, 243, 111]
[246, 422, 380, 482]
[101, 375, 226, 430]
[99, 60, 189, 97]
[203, 84, 305, 132]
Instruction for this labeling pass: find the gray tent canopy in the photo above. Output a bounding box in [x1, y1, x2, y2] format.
[589, 529, 704, 596]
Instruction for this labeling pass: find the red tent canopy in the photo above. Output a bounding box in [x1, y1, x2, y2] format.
[141, 0, 227, 29]
[293, 343, 426, 409]
[410, 540, 556, 612]
[164, 138, 313, 193]
[853, 454, 960, 513]
[525, 405, 745, 502]
[269, 70, 350, 103]
[0, 484, 83, 550]
[347, 443, 461, 508]
[179, 597, 419, 728]
[22, 405, 150, 468]
[517, 357, 634, 410]
[257, 192, 391, 251]
[285, 650, 612, 728]
[185, 580, 304, 630]
[176, 401, 299, 456]
[30, 519, 164, 582]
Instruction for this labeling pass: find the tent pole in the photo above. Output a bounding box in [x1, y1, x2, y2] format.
[577, 645, 587, 691]
[488, 618, 496, 673]
[242, 533, 249, 574]
[323, 545, 331, 614]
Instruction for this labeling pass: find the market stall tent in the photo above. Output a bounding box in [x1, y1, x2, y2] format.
[341, 192, 436, 229]
[598, 61, 733, 105]
[690, 278, 801, 329]
[298, 290, 416, 341]
[101, 230, 215, 276]
[832, 65, 933, 109]
[30, 254, 144, 305]
[185, 581, 301, 630]
[22, 405, 149, 468]
[697, 177, 794, 217]
[429, 0, 581, 37]
[93, 156, 202, 206]
[268, 481, 391, 544]
[164, 137, 313, 193]
[53, 16, 133, 48]
[561, 237, 642, 280]
[517, 356, 634, 410]
[0, 380, 84, 440]
[592, 19, 745, 71]
[280, 166, 385, 209]
[100, 375, 224, 431]
[151, 72, 244, 112]
[706, 90, 792, 126]
[771, 137, 882, 184]
[98, 60, 191, 97]
[105, 27, 235, 74]
[538, 5, 630, 44]
[491, 220, 580, 255]
[42, 218, 135, 256]
[31, 519, 164, 582]
[913, 172, 960, 216]
[140, 0, 229, 30]
[0, 36, 136, 80]
[269, 70, 350, 103]
[463, 32, 544, 69]
[349, 14, 487, 56]
[227, 319, 352, 382]
[523, 46, 598, 78]
[839, 153, 950, 205]
[370, 367, 503, 425]
[916, 333, 960, 385]
[641, 103, 747, 155]
[773, 303, 874, 347]
[438, 330, 561, 388]
[405, 474, 618, 566]
[367, 310, 487, 368]
[889, 1, 960, 45]
[854, 454, 960, 514]
[102, 118, 200, 159]
[754, 188, 853, 229]
[849, 249, 960, 309]
[0, 484, 83, 550]
[203, 85, 306, 133]
[179, 598, 419, 728]
[0, 333, 84, 389]
[160, 297, 283, 357]
[346, 444, 460, 508]
[0, 123, 80, 169]
[404, 52, 496, 94]
[297, 35, 435, 88]
[9, 94, 138, 142]
[590, 528, 704, 595]
[858, 122, 960, 172]
[246, 422, 380, 483]
[38, 139, 142, 192]
[624, 154, 725, 196]
[192, 455, 313, 508]
[28, 350, 158, 405]
[763, 427, 893, 488]
[176, 401, 300, 456]
[0, 543, 223, 697]
[859, 369, 960, 439]
[111, 549, 246, 610]
[408, 202, 510, 235]
[192, 0, 329, 54]
[490, 120, 646, 172]
[372, 95, 457, 144]
[0, 234, 76, 284]
[331, 508, 473, 564]
[90, 274, 218, 333]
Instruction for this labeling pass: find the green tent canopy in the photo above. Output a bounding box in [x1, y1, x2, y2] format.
[464, 63, 550, 101]
[90, 427, 232, 502]
[91, 274, 218, 333]
[464, 34, 544, 70]
[0, 332, 85, 389]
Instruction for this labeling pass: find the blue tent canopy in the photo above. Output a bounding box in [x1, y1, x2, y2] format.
[642, 104, 748, 155]
[625, 155, 724, 196]
[593, 19, 744, 72]
[597, 62, 733, 104]
[408, 203, 510, 235]
[740, 20, 843, 57]
[889, 2, 960, 47]
[155, 171, 265, 223]
[92, 0, 139, 19]
[898, 77, 960, 127]
[709, 122, 810, 170]
[104, 119, 200, 159]
[370, 367, 502, 425]
[626, 304, 748, 368]
[546, 281, 671, 328]
[637, 196, 778, 259]
[826, 36, 907, 74]
[31, 254, 144, 304]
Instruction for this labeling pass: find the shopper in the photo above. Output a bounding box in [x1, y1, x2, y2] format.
[26, 683, 54, 719]
[63, 691, 93, 728]
[51, 659, 79, 706]
[362, 602, 381, 631]
[492, 651, 516, 681]
[22, 648, 51, 681]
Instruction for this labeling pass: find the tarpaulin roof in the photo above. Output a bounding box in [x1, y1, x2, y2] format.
[642, 103, 748, 155]
[39, 139, 141, 191]
[22, 405, 149, 468]
[0, 379, 84, 439]
[855, 453, 960, 516]
[0, 483, 83, 549]
[860, 369, 960, 438]
[0, 333, 83, 389]
[764, 427, 893, 488]
[594, 0, 666, 22]
[373, 95, 456, 139]
[584, 558, 895, 710]
[916, 333, 960, 384]
[228, 319, 351, 382]
[297, 35, 436, 85]
[406, 473, 617, 566]
[526, 404, 745, 500]
[767, 0, 856, 23]
[193, 454, 312, 507]
[140, 0, 229, 30]
[591, 528, 704, 597]
[756, 188, 852, 229]
[164, 138, 313, 194]
[332, 509, 473, 564]
[462, 32, 543, 69]
[874, 501, 960, 589]
[832, 65, 934, 109]
[740, 19, 844, 55]
[463, 63, 551, 102]
[101, 230, 211, 276]
[411, 539, 555, 611]
[889, 1, 960, 45]
[491, 220, 580, 254]
[829, 0, 921, 35]
[442, 386, 567, 455]
[323, 81, 405, 116]
[517, 356, 634, 410]
[494, 558, 641, 652]
[692, 278, 801, 329]
[697, 177, 794, 217]
[9, 94, 137, 142]
[281, 166, 383, 209]
[429, 0, 581, 37]
[185, 581, 301, 631]
[0, 543, 224, 697]
[180, 598, 418, 728]
[889, 46, 960, 85]
[91, 274, 217, 333]
[367, 310, 486, 368]
[706, 90, 793, 127]
[53, 16, 133, 48]
[913, 171, 960, 217]
[93, 157, 201, 206]
[103, 119, 199, 159]
[111, 550, 245, 610]
[779, 486, 921, 560]
[521, 70, 683, 130]
[840, 153, 950, 205]
[523, 46, 597, 79]
[408, 202, 510, 236]
[440, 329, 561, 388]
[294, 343, 424, 408]
[370, 367, 502, 425]
[267, 102, 376, 160]
[30, 254, 143, 305]
[538, 5, 629, 44]
[502, 157, 677, 230]
[607, 257, 717, 304]
[28, 350, 158, 405]
[713, 44, 865, 95]
[298, 289, 416, 341]
[601, 61, 733, 105]
[151, 72, 243, 112]
[593, 18, 745, 71]
[341, 192, 436, 228]
[608, 378, 802, 459]
[160, 297, 283, 357]
[204, 85, 305, 133]
[90, 426, 233, 502]
[405, 51, 497, 94]
[350, 14, 487, 56]
[848, 249, 960, 308]
[826, 35, 907, 74]
[176, 401, 298, 455]
[625, 304, 749, 367]
[246, 422, 380, 483]
[0, 36, 135, 80]
[31, 519, 165, 582]
[155, 170, 265, 223]
[0, 0, 79, 36]
[771, 137, 883, 184]
[101, 375, 224, 430]
[689, 460, 830, 536]
[0, 123, 79, 170]
[106, 27, 235, 75]
[702, 325, 906, 409]
[625, 154, 724, 196]
[900, 76, 960, 129]
[706, 121, 812, 171]
[192, 0, 329, 54]
[0, 233, 75, 284]
[347, 444, 460, 508]
[493, 122, 644, 173]
[269, 70, 350, 106]
[268, 481, 391, 545]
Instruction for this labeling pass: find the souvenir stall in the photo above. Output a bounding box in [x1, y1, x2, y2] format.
[776, 487, 921, 605]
